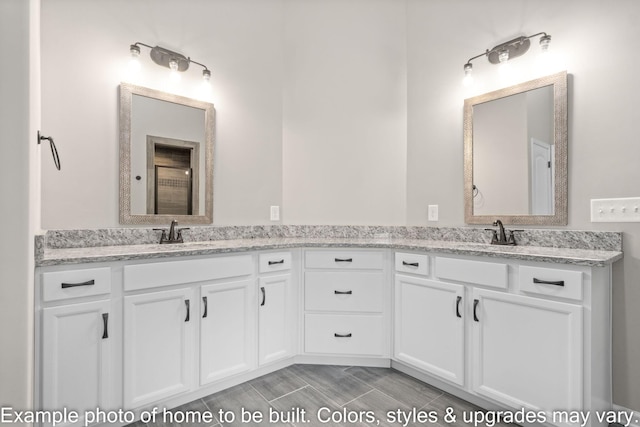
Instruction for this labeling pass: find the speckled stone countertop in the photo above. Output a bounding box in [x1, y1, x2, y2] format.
[35, 226, 623, 267]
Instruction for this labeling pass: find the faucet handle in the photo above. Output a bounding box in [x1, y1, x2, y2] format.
[175, 227, 190, 243]
[507, 229, 524, 245]
[484, 228, 498, 244]
[152, 228, 168, 244]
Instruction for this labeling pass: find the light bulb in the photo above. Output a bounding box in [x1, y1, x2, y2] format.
[498, 49, 509, 63]
[202, 69, 211, 81]
[539, 35, 551, 52]
[464, 63, 472, 77]
[169, 59, 181, 82]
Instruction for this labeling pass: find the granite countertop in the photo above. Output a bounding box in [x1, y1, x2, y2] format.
[36, 236, 623, 268]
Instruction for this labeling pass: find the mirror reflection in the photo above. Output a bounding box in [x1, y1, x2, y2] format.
[119, 83, 214, 225]
[464, 71, 567, 225]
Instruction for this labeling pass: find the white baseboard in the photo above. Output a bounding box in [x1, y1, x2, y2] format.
[612, 405, 640, 427]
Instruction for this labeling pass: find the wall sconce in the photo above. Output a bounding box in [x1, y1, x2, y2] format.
[129, 42, 211, 81]
[463, 32, 551, 77]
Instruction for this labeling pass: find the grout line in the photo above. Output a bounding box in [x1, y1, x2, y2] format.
[340, 388, 377, 407]
[267, 384, 312, 404]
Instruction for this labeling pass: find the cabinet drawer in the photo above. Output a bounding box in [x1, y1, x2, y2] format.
[435, 257, 508, 289]
[395, 252, 429, 276]
[519, 266, 583, 301]
[124, 255, 253, 291]
[304, 314, 384, 356]
[259, 252, 292, 273]
[42, 267, 111, 302]
[305, 272, 383, 312]
[305, 250, 384, 270]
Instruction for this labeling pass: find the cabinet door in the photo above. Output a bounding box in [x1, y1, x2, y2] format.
[471, 288, 582, 412]
[394, 276, 465, 385]
[200, 279, 255, 385]
[258, 274, 293, 365]
[42, 300, 111, 427]
[124, 287, 195, 409]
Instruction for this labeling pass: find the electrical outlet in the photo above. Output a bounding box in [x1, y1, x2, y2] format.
[270, 206, 280, 221]
[591, 197, 640, 222]
[428, 205, 439, 221]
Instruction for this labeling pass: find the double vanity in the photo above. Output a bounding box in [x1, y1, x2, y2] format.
[34, 225, 622, 427]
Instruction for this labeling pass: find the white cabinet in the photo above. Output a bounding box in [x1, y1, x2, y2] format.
[41, 300, 112, 427]
[471, 288, 583, 412]
[258, 274, 294, 365]
[200, 279, 255, 385]
[257, 252, 296, 366]
[394, 253, 607, 427]
[123, 287, 195, 409]
[303, 249, 389, 358]
[394, 275, 464, 386]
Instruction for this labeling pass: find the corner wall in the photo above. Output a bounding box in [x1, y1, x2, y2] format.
[0, 0, 39, 420]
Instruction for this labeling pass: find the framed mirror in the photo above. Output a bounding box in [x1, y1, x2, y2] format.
[119, 83, 214, 225]
[464, 71, 567, 225]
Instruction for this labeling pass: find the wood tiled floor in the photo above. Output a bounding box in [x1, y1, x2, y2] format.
[127, 364, 497, 427]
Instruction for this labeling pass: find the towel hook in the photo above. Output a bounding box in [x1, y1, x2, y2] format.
[37, 131, 61, 171]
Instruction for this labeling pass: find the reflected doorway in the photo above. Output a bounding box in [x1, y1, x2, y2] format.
[146, 136, 200, 215]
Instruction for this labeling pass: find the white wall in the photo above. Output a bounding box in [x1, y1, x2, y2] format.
[0, 0, 38, 420]
[406, 0, 640, 410]
[38, 0, 640, 411]
[40, 0, 284, 227]
[282, 0, 407, 225]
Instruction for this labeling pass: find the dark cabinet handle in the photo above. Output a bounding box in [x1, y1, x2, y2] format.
[533, 278, 565, 287]
[334, 258, 353, 263]
[473, 299, 479, 322]
[334, 333, 352, 338]
[334, 290, 353, 295]
[456, 296, 462, 318]
[61, 279, 95, 289]
[402, 261, 419, 267]
[102, 313, 109, 339]
[185, 300, 190, 322]
[202, 296, 208, 318]
[260, 287, 266, 306]
[268, 259, 285, 265]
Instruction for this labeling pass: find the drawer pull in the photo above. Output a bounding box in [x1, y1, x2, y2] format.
[334, 258, 353, 263]
[268, 259, 285, 265]
[202, 296, 208, 318]
[334, 333, 352, 338]
[473, 299, 479, 322]
[185, 300, 190, 322]
[533, 278, 565, 287]
[334, 290, 353, 295]
[61, 279, 95, 289]
[456, 296, 462, 318]
[102, 313, 109, 339]
[260, 287, 266, 306]
[402, 261, 419, 267]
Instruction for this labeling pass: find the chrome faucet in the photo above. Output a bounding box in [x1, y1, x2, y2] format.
[154, 220, 189, 244]
[485, 220, 521, 246]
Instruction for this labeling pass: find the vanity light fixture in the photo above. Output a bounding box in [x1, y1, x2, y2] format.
[463, 32, 551, 76]
[129, 42, 211, 81]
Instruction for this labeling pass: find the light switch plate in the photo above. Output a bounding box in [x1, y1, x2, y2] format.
[428, 205, 439, 221]
[591, 197, 640, 222]
[270, 206, 280, 221]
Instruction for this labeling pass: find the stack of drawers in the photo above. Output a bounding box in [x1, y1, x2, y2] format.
[303, 249, 388, 357]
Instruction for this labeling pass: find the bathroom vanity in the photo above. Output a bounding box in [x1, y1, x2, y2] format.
[34, 226, 622, 427]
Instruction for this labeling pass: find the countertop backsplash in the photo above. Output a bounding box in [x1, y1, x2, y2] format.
[38, 225, 622, 252]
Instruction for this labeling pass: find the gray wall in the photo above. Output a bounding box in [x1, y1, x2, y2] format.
[37, 0, 640, 411]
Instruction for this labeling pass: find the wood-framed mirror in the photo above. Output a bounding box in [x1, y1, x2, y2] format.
[464, 71, 568, 225]
[119, 83, 214, 225]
